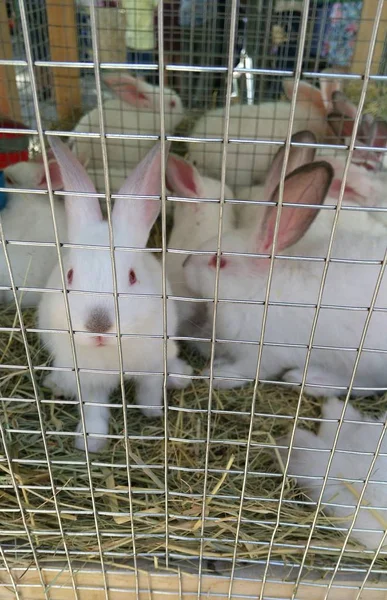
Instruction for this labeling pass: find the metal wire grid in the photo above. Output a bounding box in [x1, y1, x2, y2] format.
[1, 0, 387, 598]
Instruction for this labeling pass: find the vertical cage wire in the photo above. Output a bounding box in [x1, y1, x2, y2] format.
[157, 11, 172, 575]
[226, 0, 320, 595]
[196, 0, 240, 595]
[86, 0, 142, 592]
[2, 1, 84, 597]
[282, 2, 387, 595]
[261, 0, 385, 590]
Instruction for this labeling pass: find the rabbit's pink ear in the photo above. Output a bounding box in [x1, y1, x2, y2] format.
[35, 160, 63, 190]
[327, 111, 357, 140]
[113, 141, 170, 247]
[368, 119, 387, 149]
[255, 162, 333, 254]
[263, 131, 317, 200]
[34, 150, 90, 190]
[166, 154, 204, 198]
[331, 91, 358, 120]
[319, 75, 342, 112]
[103, 74, 154, 109]
[326, 91, 360, 141]
[283, 79, 326, 116]
[328, 111, 382, 152]
[48, 136, 101, 239]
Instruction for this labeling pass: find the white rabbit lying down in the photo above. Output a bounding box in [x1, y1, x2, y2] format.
[183, 143, 387, 397]
[188, 77, 342, 189]
[166, 153, 236, 336]
[38, 138, 192, 454]
[0, 155, 67, 307]
[280, 398, 387, 550]
[71, 74, 185, 172]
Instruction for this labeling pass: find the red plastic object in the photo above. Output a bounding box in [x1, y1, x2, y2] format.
[0, 116, 29, 169]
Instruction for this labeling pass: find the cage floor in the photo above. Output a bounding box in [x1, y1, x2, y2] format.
[2, 304, 387, 573]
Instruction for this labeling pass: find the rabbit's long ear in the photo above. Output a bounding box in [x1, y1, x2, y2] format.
[263, 131, 317, 200]
[319, 74, 342, 112]
[283, 79, 327, 116]
[368, 119, 387, 150]
[253, 162, 333, 254]
[331, 90, 358, 120]
[166, 154, 204, 199]
[113, 141, 170, 247]
[328, 110, 372, 145]
[48, 136, 102, 241]
[103, 74, 155, 109]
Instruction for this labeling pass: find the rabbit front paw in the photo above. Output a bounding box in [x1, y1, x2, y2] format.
[136, 376, 163, 418]
[74, 421, 109, 453]
[43, 373, 67, 397]
[202, 359, 248, 389]
[167, 357, 193, 389]
[282, 366, 345, 398]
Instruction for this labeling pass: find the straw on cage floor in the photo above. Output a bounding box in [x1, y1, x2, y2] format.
[1, 303, 387, 571]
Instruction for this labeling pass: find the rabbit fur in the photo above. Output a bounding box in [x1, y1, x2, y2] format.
[280, 398, 387, 550]
[183, 148, 387, 397]
[38, 139, 192, 453]
[188, 78, 342, 189]
[166, 153, 236, 337]
[237, 129, 387, 238]
[71, 74, 185, 172]
[0, 155, 67, 306]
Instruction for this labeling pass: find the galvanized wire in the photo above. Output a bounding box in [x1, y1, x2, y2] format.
[195, 0, 240, 596]
[1, 0, 387, 594]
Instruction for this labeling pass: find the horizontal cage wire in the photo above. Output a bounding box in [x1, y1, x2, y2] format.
[1, 0, 387, 598]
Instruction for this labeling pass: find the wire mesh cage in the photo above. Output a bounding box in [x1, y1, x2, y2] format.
[1, 0, 387, 598]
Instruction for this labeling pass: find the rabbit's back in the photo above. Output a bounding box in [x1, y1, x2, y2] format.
[189, 102, 328, 188]
[0, 193, 66, 306]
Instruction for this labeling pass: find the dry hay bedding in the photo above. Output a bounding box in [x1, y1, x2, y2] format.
[1, 303, 387, 572]
[2, 83, 387, 571]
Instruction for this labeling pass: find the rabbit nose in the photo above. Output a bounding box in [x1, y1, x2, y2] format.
[85, 308, 113, 334]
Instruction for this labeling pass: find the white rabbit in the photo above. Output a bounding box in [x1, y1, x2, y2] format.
[4, 148, 65, 189]
[280, 398, 387, 550]
[71, 74, 185, 172]
[183, 155, 387, 397]
[166, 153, 236, 337]
[325, 114, 387, 229]
[237, 130, 387, 238]
[188, 78, 342, 189]
[0, 156, 67, 307]
[38, 138, 192, 454]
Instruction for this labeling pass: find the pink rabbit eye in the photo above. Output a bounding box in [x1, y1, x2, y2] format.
[170, 99, 176, 108]
[129, 269, 137, 285]
[67, 268, 73, 284]
[209, 256, 227, 269]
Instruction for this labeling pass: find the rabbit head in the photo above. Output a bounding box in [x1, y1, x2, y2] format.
[103, 73, 184, 130]
[166, 153, 235, 203]
[184, 157, 333, 301]
[4, 152, 64, 190]
[327, 93, 387, 170]
[325, 114, 387, 214]
[4, 148, 90, 190]
[48, 136, 168, 347]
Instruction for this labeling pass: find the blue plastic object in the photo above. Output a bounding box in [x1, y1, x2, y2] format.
[0, 171, 8, 211]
